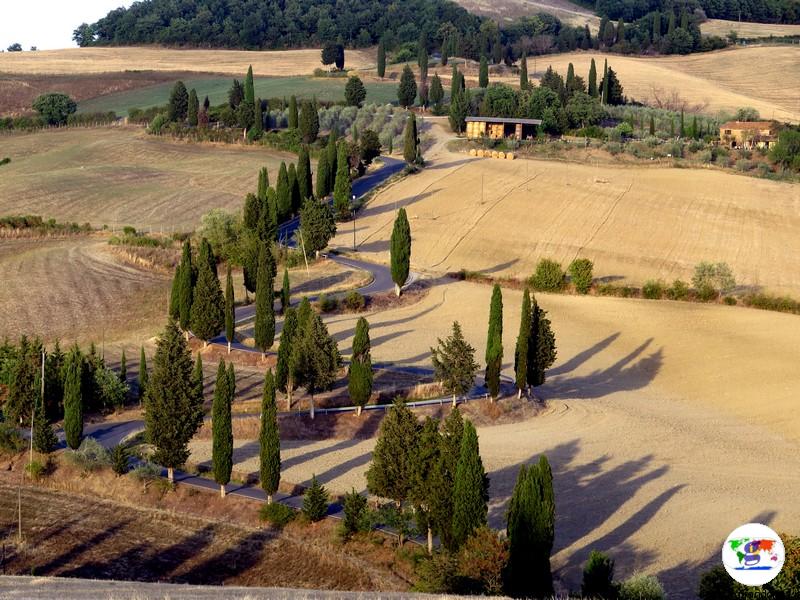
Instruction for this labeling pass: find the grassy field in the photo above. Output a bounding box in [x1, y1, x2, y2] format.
[78, 76, 399, 115]
[701, 19, 800, 38]
[453, 0, 599, 29]
[0, 47, 376, 77]
[0, 127, 298, 231]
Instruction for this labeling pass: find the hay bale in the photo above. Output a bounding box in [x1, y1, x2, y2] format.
[498, 151, 506, 159]
[491, 151, 499, 158]
[506, 152, 515, 160]
[469, 149, 477, 157]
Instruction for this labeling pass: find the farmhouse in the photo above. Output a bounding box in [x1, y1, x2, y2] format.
[465, 116, 542, 141]
[719, 121, 778, 149]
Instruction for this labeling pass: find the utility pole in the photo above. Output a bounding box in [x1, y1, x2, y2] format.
[352, 195, 357, 252]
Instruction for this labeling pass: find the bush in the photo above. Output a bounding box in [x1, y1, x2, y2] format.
[723, 295, 737, 306]
[582, 550, 617, 599]
[260, 502, 296, 528]
[530, 259, 566, 292]
[642, 279, 666, 300]
[735, 159, 753, 171]
[667, 141, 684, 158]
[414, 551, 460, 593]
[342, 290, 366, 312]
[94, 366, 128, 410]
[696, 283, 718, 302]
[131, 462, 161, 482]
[66, 437, 111, 472]
[316, 293, 338, 313]
[456, 526, 508, 595]
[697, 565, 735, 600]
[606, 142, 623, 155]
[666, 279, 690, 301]
[110, 444, 130, 476]
[618, 573, 666, 600]
[148, 113, 169, 134]
[0, 157, 10, 167]
[597, 283, 636, 298]
[302, 475, 329, 522]
[341, 489, 368, 536]
[25, 460, 47, 481]
[568, 258, 594, 294]
[692, 262, 735, 294]
[742, 292, 800, 315]
[0, 423, 25, 454]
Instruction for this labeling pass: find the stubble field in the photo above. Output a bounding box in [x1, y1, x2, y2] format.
[700, 19, 800, 38]
[0, 127, 296, 231]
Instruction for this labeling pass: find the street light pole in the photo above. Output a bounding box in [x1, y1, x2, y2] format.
[352, 194, 357, 252]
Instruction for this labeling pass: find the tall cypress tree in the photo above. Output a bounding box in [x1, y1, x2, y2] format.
[188, 88, 199, 127]
[212, 360, 233, 497]
[398, 64, 417, 108]
[326, 129, 338, 191]
[167, 81, 188, 122]
[485, 284, 503, 400]
[32, 394, 57, 454]
[243, 193, 261, 233]
[276, 162, 291, 222]
[299, 99, 319, 144]
[514, 288, 532, 398]
[254, 245, 275, 356]
[225, 265, 235, 353]
[649, 114, 656, 135]
[138, 346, 148, 404]
[680, 110, 686, 137]
[193, 352, 204, 401]
[190, 238, 225, 344]
[390, 208, 411, 296]
[653, 11, 662, 42]
[252, 97, 263, 137]
[451, 420, 488, 549]
[588, 58, 598, 97]
[297, 146, 313, 202]
[315, 152, 330, 199]
[527, 295, 557, 394]
[177, 240, 194, 333]
[479, 55, 489, 88]
[169, 263, 182, 321]
[244, 65, 255, 107]
[449, 85, 467, 133]
[260, 189, 278, 242]
[410, 417, 441, 553]
[145, 321, 205, 481]
[436, 407, 465, 550]
[520, 54, 529, 90]
[377, 39, 386, 78]
[288, 95, 298, 129]
[63, 349, 83, 450]
[333, 140, 352, 220]
[281, 268, 290, 314]
[601, 59, 609, 104]
[366, 399, 420, 503]
[348, 317, 373, 416]
[257, 166, 269, 200]
[288, 162, 300, 215]
[260, 369, 281, 503]
[119, 349, 127, 383]
[276, 307, 298, 409]
[403, 113, 419, 165]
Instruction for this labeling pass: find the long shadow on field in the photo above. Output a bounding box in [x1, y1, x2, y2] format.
[176, 528, 276, 584]
[547, 333, 621, 377]
[543, 337, 663, 400]
[36, 520, 131, 576]
[487, 439, 675, 588]
[359, 188, 441, 219]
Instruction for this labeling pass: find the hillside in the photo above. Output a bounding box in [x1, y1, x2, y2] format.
[453, 0, 600, 29]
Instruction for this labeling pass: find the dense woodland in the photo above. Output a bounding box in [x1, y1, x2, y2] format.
[581, 0, 800, 23]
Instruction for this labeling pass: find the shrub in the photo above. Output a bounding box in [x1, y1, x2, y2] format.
[414, 551, 459, 593]
[530, 259, 566, 292]
[302, 475, 329, 522]
[723, 296, 737, 306]
[618, 573, 666, 600]
[606, 142, 623, 155]
[582, 550, 617, 599]
[0, 423, 25, 454]
[260, 502, 296, 528]
[688, 140, 705, 153]
[666, 279, 690, 301]
[25, 460, 47, 481]
[696, 283, 718, 302]
[597, 284, 636, 298]
[110, 444, 130, 476]
[316, 293, 338, 313]
[66, 437, 111, 472]
[148, 113, 169, 134]
[456, 526, 508, 595]
[342, 290, 366, 312]
[697, 565, 734, 600]
[698, 150, 714, 163]
[131, 462, 161, 482]
[735, 159, 753, 171]
[667, 141, 684, 158]
[94, 366, 128, 410]
[342, 489, 368, 536]
[568, 258, 594, 294]
[692, 262, 735, 294]
[742, 293, 800, 315]
[0, 158, 10, 167]
[642, 279, 666, 300]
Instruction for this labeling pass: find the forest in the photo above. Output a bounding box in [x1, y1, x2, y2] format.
[586, 0, 800, 24]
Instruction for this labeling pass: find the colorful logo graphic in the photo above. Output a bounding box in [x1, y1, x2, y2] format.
[723, 523, 785, 586]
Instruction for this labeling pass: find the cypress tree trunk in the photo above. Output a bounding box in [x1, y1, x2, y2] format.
[168, 467, 174, 482]
[427, 526, 433, 554]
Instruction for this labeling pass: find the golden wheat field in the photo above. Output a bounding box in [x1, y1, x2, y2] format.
[701, 18, 800, 38]
[0, 47, 375, 77]
[0, 127, 299, 231]
[333, 141, 800, 295]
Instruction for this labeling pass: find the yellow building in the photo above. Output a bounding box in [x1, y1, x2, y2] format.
[719, 121, 778, 149]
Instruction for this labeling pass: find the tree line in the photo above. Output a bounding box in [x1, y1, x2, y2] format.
[588, 0, 800, 24]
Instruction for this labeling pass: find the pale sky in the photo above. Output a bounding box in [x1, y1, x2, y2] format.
[1, 1, 132, 51]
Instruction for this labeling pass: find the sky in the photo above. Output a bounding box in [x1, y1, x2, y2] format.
[1, 1, 132, 51]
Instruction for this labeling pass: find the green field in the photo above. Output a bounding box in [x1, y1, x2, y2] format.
[78, 76, 399, 115]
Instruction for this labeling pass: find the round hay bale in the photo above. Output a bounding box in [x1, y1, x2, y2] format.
[478, 150, 487, 157]
[506, 152, 515, 160]
[491, 151, 499, 158]
[498, 151, 506, 159]
[469, 149, 477, 157]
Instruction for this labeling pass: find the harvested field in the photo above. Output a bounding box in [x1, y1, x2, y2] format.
[334, 143, 800, 295]
[0, 127, 297, 231]
[701, 19, 800, 38]
[0, 237, 169, 344]
[189, 278, 800, 598]
[0, 47, 375, 77]
[453, 0, 599, 28]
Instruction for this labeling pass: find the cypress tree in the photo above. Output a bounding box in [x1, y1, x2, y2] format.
[243, 193, 261, 232]
[63, 349, 83, 450]
[252, 97, 263, 137]
[418, 35, 429, 81]
[348, 317, 373, 416]
[326, 129, 338, 191]
[397, 64, 417, 108]
[691, 115, 698, 140]
[377, 39, 386, 78]
[670, 118, 675, 137]
[333, 140, 352, 220]
[212, 360, 233, 497]
[616, 18, 625, 45]
[366, 399, 420, 503]
[527, 295, 557, 393]
[299, 197, 336, 257]
[260, 369, 281, 503]
[430, 73, 444, 107]
[451, 420, 488, 549]
[288, 162, 300, 215]
[520, 54, 529, 90]
[297, 296, 313, 331]
[281, 267, 290, 314]
[276, 307, 298, 409]
[225, 265, 235, 352]
[193, 352, 204, 401]
[403, 112, 419, 165]
[32, 394, 57, 454]
[254, 244, 275, 356]
[260, 189, 278, 242]
[479, 55, 489, 88]
[299, 99, 319, 144]
[410, 417, 441, 553]
[668, 10, 676, 35]
[680, 110, 685, 137]
[485, 284, 503, 400]
[244, 65, 255, 107]
[188, 88, 199, 127]
[145, 321, 205, 481]
[431, 321, 478, 406]
[292, 313, 341, 419]
[436, 407, 465, 550]
[514, 288, 531, 398]
[169, 263, 182, 321]
[276, 162, 291, 222]
[315, 152, 330, 199]
[190, 238, 225, 344]
[390, 208, 411, 296]
[138, 346, 148, 403]
[297, 146, 313, 201]
[650, 114, 656, 135]
[119, 349, 127, 383]
[288, 95, 298, 129]
[449, 86, 467, 133]
[588, 58, 598, 97]
[177, 240, 194, 333]
[167, 81, 188, 122]
[601, 60, 609, 104]
[653, 11, 662, 42]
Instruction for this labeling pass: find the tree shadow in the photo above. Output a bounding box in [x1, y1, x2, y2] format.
[36, 520, 132, 576]
[359, 188, 441, 219]
[175, 529, 277, 584]
[354, 238, 389, 253]
[547, 333, 621, 377]
[426, 157, 478, 170]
